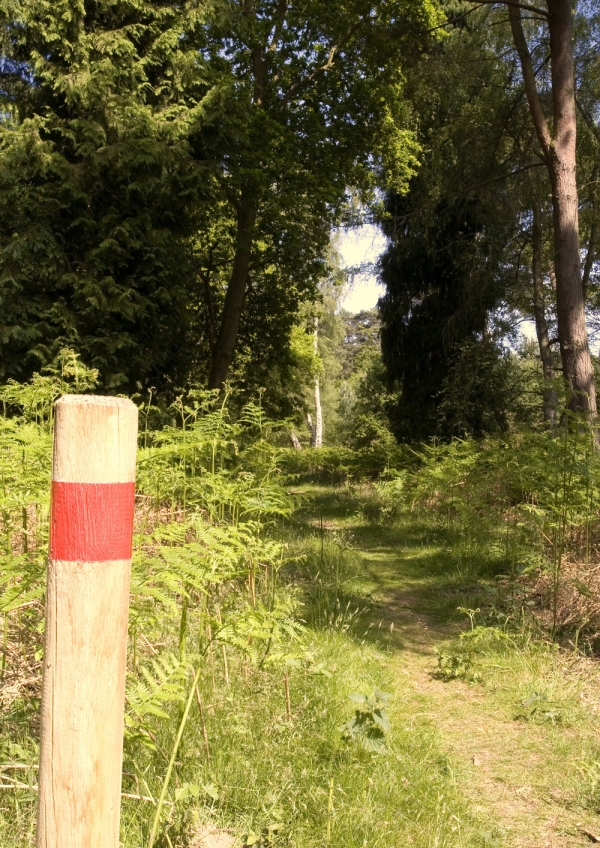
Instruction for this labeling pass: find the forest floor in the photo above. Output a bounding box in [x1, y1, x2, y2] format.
[298, 485, 600, 848]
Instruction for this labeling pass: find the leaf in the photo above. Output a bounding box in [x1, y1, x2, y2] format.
[572, 579, 594, 598]
[309, 663, 332, 678]
[522, 692, 546, 708]
[372, 708, 392, 733]
[203, 782, 219, 801]
[361, 734, 387, 754]
[174, 783, 200, 803]
[348, 693, 368, 704]
[373, 688, 391, 702]
[267, 822, 284, 833]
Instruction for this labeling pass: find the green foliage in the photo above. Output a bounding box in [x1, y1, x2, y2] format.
[287, 527, 366, 631]
[436, 339, 542, 438]
[340, 689, 392, 754]
[281, 443, 406, 483]
[0, 348, 98, 425]
[0, 0, 443, 396]
[435, 626, 510, 684]
[0, 377, 502, 848]
[0, 0, 212, 391]
[374, 419, 600, 643]
[376, 3, 564, 440]
[126, 654, 188, 726]
[379, 195, 519, 440]
[0, 352, 99, 627]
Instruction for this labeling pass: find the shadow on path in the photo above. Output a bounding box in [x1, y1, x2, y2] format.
[295, 485, 600, 848]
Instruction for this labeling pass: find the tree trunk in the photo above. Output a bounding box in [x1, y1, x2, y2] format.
[312, 378, 323, 447]
[509, 0, 597, 416]
[548, 0, 595, 412]
[290, 431, 303, 450]
[531, 193, 558, 427]
[311, 317, 323, 447]
[582, 160, 599, 301]
[208, 195, 257, 389]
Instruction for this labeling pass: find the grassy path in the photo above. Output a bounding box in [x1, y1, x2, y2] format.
[301, 486, 600, 848]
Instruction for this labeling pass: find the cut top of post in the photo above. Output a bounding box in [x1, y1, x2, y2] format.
[53, 395, 138, 484]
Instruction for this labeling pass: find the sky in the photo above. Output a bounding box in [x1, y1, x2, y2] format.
[333, 223, 542, 349]
[334, 224, 387, 313]
[331, 225, 600, 359]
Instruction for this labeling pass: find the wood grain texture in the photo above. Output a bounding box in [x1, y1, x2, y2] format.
[37, 395, 138, 848]
[53, 395, 138, 484]
[36, 560, 131, 848]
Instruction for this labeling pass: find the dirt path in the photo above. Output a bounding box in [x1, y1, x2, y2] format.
[309, 497, 600, 848]
[388, 599, 589, 848]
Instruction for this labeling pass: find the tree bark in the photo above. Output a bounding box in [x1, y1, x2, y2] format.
[547, 0, 595, 413]
[582, 160, 599, 300]
[531, 192, 558, 427]
[311, 317, 323, 447]
[312, 378, 323, 447]
[208, 195, 257, 389]
[509, 0, 597, 415]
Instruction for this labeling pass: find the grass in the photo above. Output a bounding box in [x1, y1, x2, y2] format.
[296, 483, 600, 846]
[2, 595, 490, 848]
[142, 629, 489, 848]
[5, 412, 600, 847]
[0, 476, 497, 848]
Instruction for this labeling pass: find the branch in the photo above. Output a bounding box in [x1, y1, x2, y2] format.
[576, 97, 600, 145]
[508, 3, 553, 159]
[279, 18, 364, 111]
[383, 162, 546, 225]
[574, 100, 600, 298]
[268, 0, 287, 52]
[467, 0, 549, 18]
[489, 86, 529, 167]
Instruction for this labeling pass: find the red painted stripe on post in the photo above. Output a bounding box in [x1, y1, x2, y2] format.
[50, 482, 136, 562]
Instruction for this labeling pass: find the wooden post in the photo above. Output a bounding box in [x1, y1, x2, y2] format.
[36, 396, 138, 848]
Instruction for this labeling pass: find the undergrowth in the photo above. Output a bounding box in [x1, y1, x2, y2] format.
[432, 609, 600, 820]
[365, 426, 600, 648]
[0, 356, 488, 848]
[4, 355, 600, 845]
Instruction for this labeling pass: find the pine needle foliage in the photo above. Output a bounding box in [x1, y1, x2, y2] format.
[0, 0, 213, 389]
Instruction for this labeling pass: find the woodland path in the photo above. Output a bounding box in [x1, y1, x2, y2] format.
[300, 486, 600, 848]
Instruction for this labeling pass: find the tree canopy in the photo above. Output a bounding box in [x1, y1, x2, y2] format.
[1, 0, 599, 439]
[0, 0, 441, 395]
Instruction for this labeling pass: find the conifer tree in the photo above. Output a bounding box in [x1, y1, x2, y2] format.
[0, 0, 213, 390]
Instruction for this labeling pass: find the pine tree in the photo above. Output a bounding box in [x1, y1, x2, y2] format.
[0, 0, 214, 390]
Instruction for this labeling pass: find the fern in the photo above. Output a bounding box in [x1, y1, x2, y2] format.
[126, 653, 188, 725]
